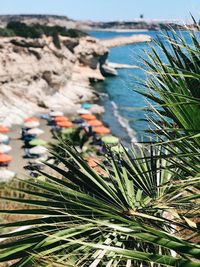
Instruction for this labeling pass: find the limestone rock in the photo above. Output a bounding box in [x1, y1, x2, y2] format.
[0, 35, 108, 126]
[74, 36, 108, 69]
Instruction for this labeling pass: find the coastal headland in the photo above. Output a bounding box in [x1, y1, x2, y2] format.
[0, 24, 151, 127]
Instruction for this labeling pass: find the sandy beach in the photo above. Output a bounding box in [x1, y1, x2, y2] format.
[8, 117, 53, 176]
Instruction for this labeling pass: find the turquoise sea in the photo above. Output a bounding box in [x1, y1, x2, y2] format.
[89, 30, 194, 145]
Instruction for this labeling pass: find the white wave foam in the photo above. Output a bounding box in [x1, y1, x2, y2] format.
[111, 101, 139, 144]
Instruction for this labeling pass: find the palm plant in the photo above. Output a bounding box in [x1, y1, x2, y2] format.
[137, 28, 200, 178]
[0, 144, 199, 266]
[0, 27, 200, 266]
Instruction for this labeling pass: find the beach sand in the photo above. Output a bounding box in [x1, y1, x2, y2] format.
[9, 118, 53, 176]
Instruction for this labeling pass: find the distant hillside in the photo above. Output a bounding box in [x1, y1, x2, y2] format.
[0, 15, 185, 31]
[85, 20, 185, 31]
[0, 14, 76, 28]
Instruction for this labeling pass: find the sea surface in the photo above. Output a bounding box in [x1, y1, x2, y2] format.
[89, 30, 194, 145]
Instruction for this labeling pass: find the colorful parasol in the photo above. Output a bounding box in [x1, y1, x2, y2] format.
[81, 103, 92, 110]
[29, 146, 48, 155]
[87, 120, 103, 127]
[50, 111, 64, 117]
[0, 169, 15, 182]
[24, 121, 40, 128]
[0, 126, 9, 133]
[24, 117, 39, 122]
[81, 114, 96, 121]
[29, 139, 48, 146]
[0, 154, 12, 163]
[54, 116, 69, 122]
[77, 109, 90, 115]
[57, 121, 73, 128]
[93, 126, 110, 135]
[0, 134, 9, 143]
[101, 135, 119, 145]
[27, 128, 44, 136]
[0, 144, 12, 154]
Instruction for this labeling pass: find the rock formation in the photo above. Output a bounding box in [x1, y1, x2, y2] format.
[100, 34, 151, 48]
[0, 35, 108, 126]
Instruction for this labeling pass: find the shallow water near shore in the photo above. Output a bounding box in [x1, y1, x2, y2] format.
[90, 30, 195, 143]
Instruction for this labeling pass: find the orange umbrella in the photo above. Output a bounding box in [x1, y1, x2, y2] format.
[0, 154, 12, 163]
[93, 126, 111, 135]
[81, 114, 96, 121]
[24, 117, 39, 122]
[54, 116, 69, 123]
[87, 120, 103, 127]
[94, 166, 109, 177]
[86, 157, 100, 168]
[0, 126, 9, 133]
[57, 121, 73, 128]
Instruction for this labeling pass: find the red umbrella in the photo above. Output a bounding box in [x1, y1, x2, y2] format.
[0, 126, 9, 133]
[57, 121, 73, 128]
[93, 126, 111, 135]
[81, 114, 96, 121]
[87, 120, 103, 127]
[54, 116, 69, 122]
[0, 154, 12, 163]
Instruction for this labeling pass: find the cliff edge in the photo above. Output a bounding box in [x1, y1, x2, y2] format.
[0, 35, 108, 126]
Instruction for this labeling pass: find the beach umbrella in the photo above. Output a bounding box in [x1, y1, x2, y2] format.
[24, 121, 40, 128]
[57, 121, 73, 128]
[94, 166, 109, 177]
[54, 116, 69, 122]
[87, 120, 103, 127]
[24, 117, 39, 122]
[111, 145, 128, 153]
[93, 126, 111, 135]
[81, 114, 96, 121]
[29, 146, 48, 155]
[50, 111, 64, 117]
[82, 103, 92, 110]
[0, 134, 9, 143]
[61, 128, 75, 135]
[27, 128, 44, 136]
[0, 144, 12, 154]
[37, 175, 46, 182]
[101, 135, 119, 145]
[86, 157, 100, 168]
[29, 139, 48, 146]
[0, 154, 12, 163]
[0, 126, 9, 133]
[0, 169, 15, 182]
[34, 155, 48, 164]
[77, 109, 90, 115]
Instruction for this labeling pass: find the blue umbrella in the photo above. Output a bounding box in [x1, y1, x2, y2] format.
[81, 103, 92, 110]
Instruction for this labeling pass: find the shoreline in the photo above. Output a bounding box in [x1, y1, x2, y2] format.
[87, 28, 149, 33]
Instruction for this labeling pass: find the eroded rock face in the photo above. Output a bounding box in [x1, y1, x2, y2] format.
[74, 36, 108, 69]
[0, 35, 108, 126]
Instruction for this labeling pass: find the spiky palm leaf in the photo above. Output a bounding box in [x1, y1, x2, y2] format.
[135, 28, 200, 185]
[0, 144, 199, 266]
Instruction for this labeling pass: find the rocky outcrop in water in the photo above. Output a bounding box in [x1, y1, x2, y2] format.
[100, 34, 151, 48]
[0, 35, 108, 126]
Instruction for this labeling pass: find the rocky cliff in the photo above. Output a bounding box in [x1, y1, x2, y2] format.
[0, 35, 108, 126]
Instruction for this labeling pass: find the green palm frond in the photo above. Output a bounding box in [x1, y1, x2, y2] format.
[0, 144, 199, 266]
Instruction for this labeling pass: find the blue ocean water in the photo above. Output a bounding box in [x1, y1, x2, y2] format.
[89, 31, 194, 144]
